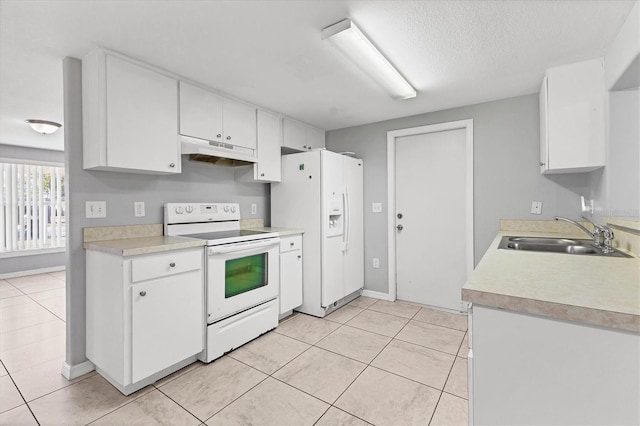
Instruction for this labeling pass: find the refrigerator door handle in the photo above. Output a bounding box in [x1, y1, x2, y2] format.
[344, 186, 350, 252]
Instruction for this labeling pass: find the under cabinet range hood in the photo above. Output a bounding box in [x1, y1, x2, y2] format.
[181, 135, 257, 166]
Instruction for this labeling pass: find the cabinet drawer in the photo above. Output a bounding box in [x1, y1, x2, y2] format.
[280, 235, 302, 253]
[131, 250, 202, 283]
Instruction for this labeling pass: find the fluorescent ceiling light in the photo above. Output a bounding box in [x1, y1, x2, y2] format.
[25, 119, 62, 135]
[322, 18, 417, 101]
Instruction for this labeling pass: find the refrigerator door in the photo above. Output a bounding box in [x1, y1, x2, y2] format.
[321, 150, 346, 307]
[343, 155, 364, 296]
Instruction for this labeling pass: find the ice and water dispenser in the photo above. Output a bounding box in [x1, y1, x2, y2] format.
[326, 197, 344, 237]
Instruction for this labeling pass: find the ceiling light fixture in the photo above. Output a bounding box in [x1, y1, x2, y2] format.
[25, 119, 62, 135]
[322, 18, 417, 101]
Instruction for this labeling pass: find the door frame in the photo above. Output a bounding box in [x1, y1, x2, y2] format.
[387, 119, 474, 303]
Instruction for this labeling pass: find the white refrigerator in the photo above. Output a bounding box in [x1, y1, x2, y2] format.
[271, 149, 364, 317]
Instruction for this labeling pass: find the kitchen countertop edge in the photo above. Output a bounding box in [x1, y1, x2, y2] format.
[84, 235, 205, 256]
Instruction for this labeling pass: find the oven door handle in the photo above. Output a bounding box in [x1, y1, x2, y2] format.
[208, 238, 279, 255]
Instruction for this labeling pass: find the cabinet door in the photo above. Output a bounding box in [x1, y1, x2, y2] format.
[223, 98, 256, 149]
[131, 269, 203, 383]
[280, 249, 303, 314]
[539, 77, 549, 173]
[256, 110, 282, 182]
[179, 82, 223, 142]
[106, 55, 180, 173]
[305, 127, 326, 150]
[282, 118, 306, 151]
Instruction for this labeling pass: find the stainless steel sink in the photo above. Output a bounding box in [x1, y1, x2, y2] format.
[498, 236, 632, 258]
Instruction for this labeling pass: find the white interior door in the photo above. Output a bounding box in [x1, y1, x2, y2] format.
[395, 127, 470, 311]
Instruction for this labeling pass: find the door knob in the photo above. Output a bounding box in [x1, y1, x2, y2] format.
[397, 224, 403, 231]
[397, 213, 403, 219]
[169, 262, 175, 267]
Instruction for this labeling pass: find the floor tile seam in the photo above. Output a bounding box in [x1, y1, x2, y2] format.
[117, 385, 203, 425]
[29, 299, 65, 323]
[0, 312, 66, 336]
[340, 320, 404, 340]
[455, 331, 468, 358]
[199, 374, 272, 424]
[411, 316, 468, 333]
[0, 309, 60, 327]
[323, 405, 372, 426]
[392, 335, 463, 357]
[365, 306, 421, 321]
[19, 370, 99, 406]
[0, 353, 67, 376]
[79, 385, 162, 426]
[0, 360, 29, 414]
[268, 373, 338, 407]
[311, 405, 333, 426]
[366, 364, 448, 394]
[272, 326, 337, 346]
[441, 389, 468, 400]
[0, 333, 66, 358]
[311, 340, 382, 366]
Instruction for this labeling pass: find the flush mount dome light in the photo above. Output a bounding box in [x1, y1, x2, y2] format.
[322, 18, 417, 101]
[25, 119, 62, 135]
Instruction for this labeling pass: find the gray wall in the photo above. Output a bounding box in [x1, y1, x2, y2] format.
[63, 58, 269, 367]
[590, 89, 640, 220]
[326, 93, 590, 294]
[0, 144, 66, 275]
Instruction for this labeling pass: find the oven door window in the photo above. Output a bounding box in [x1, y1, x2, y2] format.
[225, 253, 268, 298]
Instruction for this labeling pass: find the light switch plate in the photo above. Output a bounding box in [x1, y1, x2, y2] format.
[134, 202, 145, 217]
[531, 201, 542, 215]
[251, 203, 257, 215]
[372, 258, 380, 268]
[372, 203, 382, 213]
[85, 201, 106, 218]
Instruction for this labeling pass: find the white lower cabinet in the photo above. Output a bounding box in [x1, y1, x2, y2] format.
[469, 304, 640, 425]
[279, 234, 303, 314]
[86, 247, 204, 395]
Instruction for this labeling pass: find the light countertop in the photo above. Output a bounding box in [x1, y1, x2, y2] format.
[247, 227, 305, 237]
[462, 231, 639, 332]
[84, 235, 205, 257]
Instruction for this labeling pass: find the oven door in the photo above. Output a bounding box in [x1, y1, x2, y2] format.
[207, 238, 279, 323]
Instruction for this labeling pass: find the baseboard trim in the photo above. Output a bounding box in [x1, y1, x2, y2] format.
[0, 266, 65, 280]
[361, 289, 395, 301]
[61, 360, 95, 380]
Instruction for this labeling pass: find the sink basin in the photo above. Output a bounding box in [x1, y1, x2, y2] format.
[498, 236, 632, 258]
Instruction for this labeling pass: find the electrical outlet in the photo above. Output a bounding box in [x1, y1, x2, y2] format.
[251, 203, 257, 215]
[531, 201, 542, 215]
[134, 202, 145, 217]
[372, 257, 380, 268]
[372, 203, 382, 213]
[85, 201, 106, 218]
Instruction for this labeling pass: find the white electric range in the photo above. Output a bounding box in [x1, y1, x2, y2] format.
[164, 202, 280, 362]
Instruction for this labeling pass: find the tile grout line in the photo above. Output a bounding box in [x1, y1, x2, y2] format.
[150, 385, 210, 425]
[0, 358, 41, 425]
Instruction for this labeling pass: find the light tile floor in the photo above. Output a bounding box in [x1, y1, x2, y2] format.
[1, 273, 469, 425]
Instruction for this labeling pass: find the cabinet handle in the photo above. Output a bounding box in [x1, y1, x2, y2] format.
[540, 162, 546, 166]
[226, 136, 231, 140]
[217, 134, 222, 138]
[297, 255, 302, 259]
[169, 163, 175, 168]
[290, 242, 294, 247]
[169, 262, 176, 267]
[303, 145, 307, 149]
[139, 291, 147, 297]
[260, 173, 265, 177]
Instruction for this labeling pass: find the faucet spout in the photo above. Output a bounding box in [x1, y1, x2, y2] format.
[554, 216, 595, 239]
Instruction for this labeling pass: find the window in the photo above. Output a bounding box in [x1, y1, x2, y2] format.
[0, 162, 65, 254]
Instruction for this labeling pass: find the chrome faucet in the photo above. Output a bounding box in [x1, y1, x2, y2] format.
[555, 216, 615, 253]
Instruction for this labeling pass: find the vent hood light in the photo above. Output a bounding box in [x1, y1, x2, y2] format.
[322, 18, 417, 101]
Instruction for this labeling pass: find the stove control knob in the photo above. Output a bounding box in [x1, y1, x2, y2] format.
[224, 206, 229, 212]
[231, 206, 236, 213]
[175, 206, 184, 214]
[185, 206, 194, 214]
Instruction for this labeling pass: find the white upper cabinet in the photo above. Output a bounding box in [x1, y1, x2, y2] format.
[179, 81, 224, 142]
[83, 49, 181, 174]
[539, 58, 606, 174]
[235, 109, 282, 183]
[282, 118, 325, 152]
[179, 82, 256, 150]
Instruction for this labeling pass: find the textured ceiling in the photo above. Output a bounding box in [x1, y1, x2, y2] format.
[0, 0, 635, 151]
